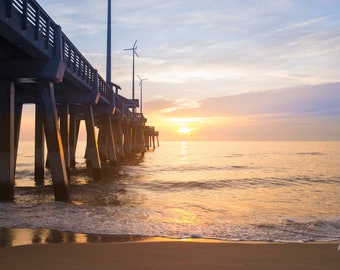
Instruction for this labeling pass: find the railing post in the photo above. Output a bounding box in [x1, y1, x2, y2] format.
[22, 0, 28, 30]
[52, 24, 65, 83]
[94, 69, 98, 91]
[93, 69, 100, 103]
[6, 0, 13, 17]
[34, 7, 41, 41]
[45, 18, 50, 49]
[54, 25, 63, 61]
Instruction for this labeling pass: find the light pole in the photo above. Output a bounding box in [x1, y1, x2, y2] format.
[137, 75, 147, 114]
[106, 0, 111, 84]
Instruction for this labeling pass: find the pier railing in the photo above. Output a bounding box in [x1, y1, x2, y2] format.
[131, 112, 145, 121]
[63, 34, 113, 104]
[10, 0, 56, 49]
[3, 0, 113, 105]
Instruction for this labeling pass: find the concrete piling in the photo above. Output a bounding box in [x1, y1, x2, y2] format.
[37, 81, 70, 202]
[34, 103, 45, 185]
[0, 81, 15, 201]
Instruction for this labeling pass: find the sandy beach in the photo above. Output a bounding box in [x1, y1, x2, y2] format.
[1, 237, 339, 270]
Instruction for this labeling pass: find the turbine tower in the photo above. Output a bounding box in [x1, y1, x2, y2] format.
[137, 75, 147, 114]
[124, 40, 139, 112]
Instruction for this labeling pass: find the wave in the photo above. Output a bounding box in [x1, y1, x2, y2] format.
[1, 200, 338, 243]
[14, 170, 34, 179]
[295, 151, 324, 156]
[142, 164, 257, 173]
[255, 218, 340, 242]
[127, 175, 339, 193]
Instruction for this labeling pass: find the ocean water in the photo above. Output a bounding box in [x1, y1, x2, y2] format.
[0, 141, 339, 243]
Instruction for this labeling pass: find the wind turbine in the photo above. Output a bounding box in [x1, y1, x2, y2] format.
[124, 40, 139, 112]
[137, 75, 147, 114]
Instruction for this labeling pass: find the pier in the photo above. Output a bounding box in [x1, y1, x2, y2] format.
[0, 0, 158, 201]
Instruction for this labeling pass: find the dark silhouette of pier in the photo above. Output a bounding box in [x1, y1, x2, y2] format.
[0, 0, 159, 201]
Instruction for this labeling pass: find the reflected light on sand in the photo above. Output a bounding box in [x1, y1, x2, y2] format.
[0, 228, 152, 248]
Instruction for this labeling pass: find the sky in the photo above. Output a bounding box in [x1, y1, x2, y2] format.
[20, 0, 340, 140]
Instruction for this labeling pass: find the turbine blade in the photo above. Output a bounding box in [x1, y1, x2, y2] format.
[133, 40, 137, 48]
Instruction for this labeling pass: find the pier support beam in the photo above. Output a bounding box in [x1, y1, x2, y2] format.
[152, 135, 156, 149]
[69, 114, 80, 168]
[122, 123, 132, 157]
[60, 103, 70, 171]
[98, 120, 108, 163]
[132, 126, 137, 153]
[113, 119, 124, 161]
[0, 81, 15, 201]
[84, 105, 101, 180]
[34, 103, 45, 185]
[104, 115, 117, 165]
[37, 81, 70, 201]
[97, 116, 118, 165]
[137, 125, 145, 154]
[14, 103, 23, 175]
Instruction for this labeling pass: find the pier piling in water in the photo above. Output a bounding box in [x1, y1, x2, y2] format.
[37, 81, 70, 201]
[34, 103, 45, 185]
[0, 81, 15, 201]
[144, 126, 159, 150]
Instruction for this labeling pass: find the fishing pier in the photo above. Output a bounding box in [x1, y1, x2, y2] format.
[0, 0, 159, 202]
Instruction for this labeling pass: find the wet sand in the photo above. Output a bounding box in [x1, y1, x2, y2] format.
[0, 228, 339, 270]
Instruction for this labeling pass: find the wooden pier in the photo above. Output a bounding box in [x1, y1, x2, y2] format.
[0, 0, 158, 201]
[144, 126, 159, 150]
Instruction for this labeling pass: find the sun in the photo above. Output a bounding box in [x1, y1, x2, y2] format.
[167, 117, 199, 138]
[178, 126, 193, 135]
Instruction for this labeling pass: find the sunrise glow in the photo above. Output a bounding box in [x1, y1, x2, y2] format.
[167, 117, 202, 138]
[13, 0, 340, 142]
[177, 126, 193, 135]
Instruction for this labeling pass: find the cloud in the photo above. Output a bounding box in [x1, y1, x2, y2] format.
[16, 1, 340, 141]
[182, 83, 340, 117]
[38, 0, 340, 103]
[145, 83, 340, 140]
[39, 0, 107, 37]
[160, 98, 201, 113]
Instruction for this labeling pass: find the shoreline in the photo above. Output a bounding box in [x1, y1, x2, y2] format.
[1, 227, 339, 247]
[1, 227, 339, 248]
[1, 228, 339, 270]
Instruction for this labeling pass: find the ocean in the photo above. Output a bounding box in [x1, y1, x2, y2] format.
[0, 141, 339, 243]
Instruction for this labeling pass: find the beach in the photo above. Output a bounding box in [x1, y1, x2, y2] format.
[1, 141, 339, 269]
[1, 229, 339, 270]
[0, 238, 339, 270]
